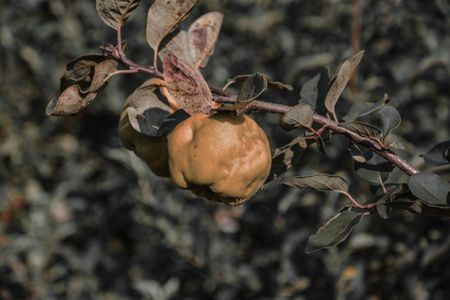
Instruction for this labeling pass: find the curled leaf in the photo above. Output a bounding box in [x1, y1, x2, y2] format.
[124, 79, 172, 137]
[96, 0, 140, 29]
[146, 0, 198, 51]
[46, 85, 97, 116]
[162, 53, 217, 115]
[47, 55, 118, 116]
[324, 50, 364, 118]
[236, 74, 268, 103]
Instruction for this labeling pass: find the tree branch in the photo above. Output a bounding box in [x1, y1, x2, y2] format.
[101, 36, 420, 177]
[212, 95, 419, 176]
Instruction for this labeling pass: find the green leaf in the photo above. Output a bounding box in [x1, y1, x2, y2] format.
[283, 173, 349, 193]
[299, 68, 329, 115]
[268, 137, 311, 181]
[306, 206, 366, 253]
[342, 93, 390, 121]
[146, 0, 198, 51]
[354, 153, 394, 184]
[236, 74, 268, 103]
[96, 0, 140, 29]
[422, 140, 450, 166]
[340, 121, 382, 140]
[378, 105, 401, 138]
[376, 184, 450, 218]
[408, 172, 450, 205]
[376, 184, 410, 219]
[348, 143, 371, 163]
[279, 103, 314, 130]
[324, 50, 364, 118]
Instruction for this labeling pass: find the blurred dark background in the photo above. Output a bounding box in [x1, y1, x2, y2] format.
[1, 0, 450, 299]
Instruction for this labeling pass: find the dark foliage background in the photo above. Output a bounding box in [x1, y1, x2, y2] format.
[1, 0, 450, 299]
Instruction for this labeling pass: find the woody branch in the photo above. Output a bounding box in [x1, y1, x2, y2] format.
[101, 27, 420, 178]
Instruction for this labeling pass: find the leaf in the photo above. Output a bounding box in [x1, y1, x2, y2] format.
[158, 109, 190, 136]
[267, 80, 293, 91]
[408, 172, 450, 205]
[354, 153, 394, 184]
[283, 173, 349, 193]
[378, 105, 401, 138]
[124, 79, 172, 137]
[340, 121, 382, 140]
[159, 30, 192, 63]
[83, 59, 119, 93]
[225, 73, 292, 92]
[146, 0, 198, 51]
[377, 184, 450, 218]
[306, 206, 366, 253]
[348, 143, 372, 163]
[61, 55, 118, 92]
[96, 0, 140, 29]
[376, 184, 411, 219]
[324, 50, 364, 117]
[342, 93, 390, 121]
[268, 137, 311, 181]
[47, 55, 118, 116]
[279, 103, 314, 130]
[299, 68, 329, 115]
[162, 53, 217, 115]
[422, 140, 450, 166]
[188, 12, 223, 68]
[46, 85, 97, 116]
[236, 74, 268, 103]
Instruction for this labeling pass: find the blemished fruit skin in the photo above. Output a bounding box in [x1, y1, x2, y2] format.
[168, 112, 272, 205]
[118, 109, 170, 177]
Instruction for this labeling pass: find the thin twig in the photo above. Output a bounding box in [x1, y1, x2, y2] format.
[338, 190, 376, 209]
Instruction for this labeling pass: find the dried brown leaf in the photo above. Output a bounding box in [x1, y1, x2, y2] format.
[324, 50, 364, 117]
[87, 59, 119, 93]
[146, 0, 198, 51]
[188, 12, 223, 68]
[46, 85, 97, 116]
[96, 0, 140, 29]
[162, 53, 217, 115]
[159, 30, 192, 63]
[124, 79, 172, 137]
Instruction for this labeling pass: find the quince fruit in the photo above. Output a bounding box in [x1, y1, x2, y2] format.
[168, 112, 271, 205]
[118, 109, 170, 177]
